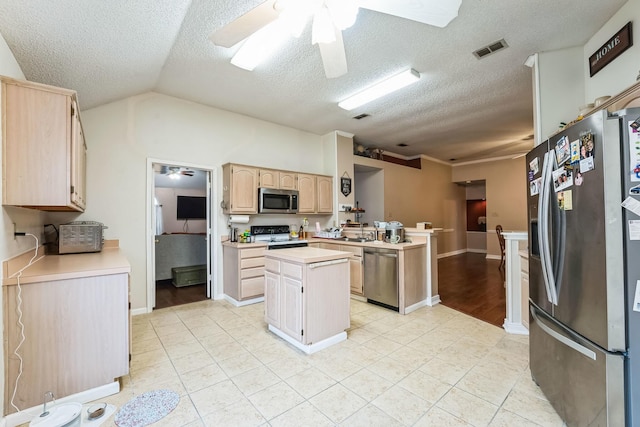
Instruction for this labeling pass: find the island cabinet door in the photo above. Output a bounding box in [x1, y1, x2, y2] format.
[264, 270, 281, 327]
[280, 276, 303, 342]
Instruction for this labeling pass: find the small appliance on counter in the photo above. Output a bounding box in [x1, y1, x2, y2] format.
[251, 225, 308, 249]
[58, 221, 107, 254]
[385, 221, 404, 244]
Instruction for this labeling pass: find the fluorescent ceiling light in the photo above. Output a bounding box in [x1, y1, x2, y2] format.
[231, 19, 290, 71]
[338, 68, 421, 110]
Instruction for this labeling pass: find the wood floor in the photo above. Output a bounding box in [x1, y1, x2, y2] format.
[155, 279, 207, 310]
[438, 252, 506, 327]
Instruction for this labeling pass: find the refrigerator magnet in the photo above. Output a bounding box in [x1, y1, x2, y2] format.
[555, 136, 571, 164]
[575, 171, 584, 186]
[579, 133, 596, 174]
[530, 177, 542, 196]
[552, 167, 573, 192]
[557, 191, 573, 210]
[622, 197, 640, 217]
[570, 139, 581, 164]
[631, 184, 640, 195]
[529, 157, 540, 175]
[629, 220, 640, 241]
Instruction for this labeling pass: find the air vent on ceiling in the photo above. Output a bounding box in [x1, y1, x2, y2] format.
[397, 143, 408, 147]
[473, 39, 508, 59]
[353, 113, 370, 120]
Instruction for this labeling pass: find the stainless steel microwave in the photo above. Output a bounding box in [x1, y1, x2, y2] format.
[258, 188, 299, 214]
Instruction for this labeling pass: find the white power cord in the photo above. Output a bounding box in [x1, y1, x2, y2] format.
[10, 233, 39, 412]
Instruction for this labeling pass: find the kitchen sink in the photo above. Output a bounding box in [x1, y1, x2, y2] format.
[338, 236, 375, 243]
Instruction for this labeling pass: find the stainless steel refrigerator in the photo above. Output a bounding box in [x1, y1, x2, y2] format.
[526, 107, 640, 426]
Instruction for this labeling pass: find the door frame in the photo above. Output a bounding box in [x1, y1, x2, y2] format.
[146, 157, 218, 312]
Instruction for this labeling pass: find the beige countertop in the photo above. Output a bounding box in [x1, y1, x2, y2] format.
[222, 241, 268, 249]
[309, 237, 425, 250]
[264, 247, 352, 264]
[3, 245, 131, 285]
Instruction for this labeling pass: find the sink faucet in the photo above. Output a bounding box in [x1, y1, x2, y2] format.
[359, 222, 364, 239]
[40, 391, 55, 417]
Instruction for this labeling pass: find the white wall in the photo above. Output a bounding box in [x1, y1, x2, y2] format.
[80, 92, 328, 310]
[354, 168, 384, 225]
[155, 187, 207, 234]
[537, 46, 585, 141]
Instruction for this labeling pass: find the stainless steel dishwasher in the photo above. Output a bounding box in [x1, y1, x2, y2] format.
[363, 247, 399, 311]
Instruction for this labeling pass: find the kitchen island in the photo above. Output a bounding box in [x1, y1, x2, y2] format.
[264, 247, 351, 354]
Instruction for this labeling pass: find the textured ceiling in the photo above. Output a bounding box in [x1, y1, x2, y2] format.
[0, 0, 627, 163]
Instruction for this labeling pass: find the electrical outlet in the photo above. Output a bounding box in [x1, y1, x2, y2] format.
[339, 204, 353, 212]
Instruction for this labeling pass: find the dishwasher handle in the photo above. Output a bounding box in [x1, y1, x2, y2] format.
[364, 248, 398, 257]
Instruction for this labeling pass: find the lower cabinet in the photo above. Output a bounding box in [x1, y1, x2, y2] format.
[309, 242, 363, 295]
[223, 244, 266, 302]
[4, 273, 129, 413]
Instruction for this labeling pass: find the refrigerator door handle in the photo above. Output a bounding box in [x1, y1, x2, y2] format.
[531, 306, 596, 360]
[538, 151, 558, 304]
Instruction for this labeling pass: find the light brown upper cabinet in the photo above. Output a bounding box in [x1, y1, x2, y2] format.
[2, 77, 86, 211]
[259, 169, 297, 190]
[297, 173, 316, 213]
[316, 175, 333, 213]
[222, 163, 258, 214]
[279, 172, 297, 190]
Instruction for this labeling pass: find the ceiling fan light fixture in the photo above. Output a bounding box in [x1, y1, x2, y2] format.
[231, 19, 290, 70]
[338, 68, 421, 110]
[278, 0, 315, 37]
[312, 6, 336, 44]
[326, 0, 359, 30]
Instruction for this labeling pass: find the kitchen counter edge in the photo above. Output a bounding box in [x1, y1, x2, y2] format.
[3, 243, 131, 285]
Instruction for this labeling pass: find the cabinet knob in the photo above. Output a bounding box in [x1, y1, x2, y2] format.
[154, 239, 159, 243]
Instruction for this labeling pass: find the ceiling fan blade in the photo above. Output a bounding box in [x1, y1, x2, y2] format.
[359, 0, 462, 28]
[318, 28, 348, 79]
[210, 0, 280, 48]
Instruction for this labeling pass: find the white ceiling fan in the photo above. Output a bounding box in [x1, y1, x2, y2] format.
[156, 165, 195, 179]
[210, 0, 462, 78]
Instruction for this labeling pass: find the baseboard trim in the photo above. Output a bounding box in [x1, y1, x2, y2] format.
[223, 294, 264, 307]
[131, 307, 149, 316]
[466, 249, 487, 254]
[437, 249, 467, 259]
[268, 325, 346, 354]
[404, 300, 429, 314]
[426, 295, 441, 306]
[485, 254, 501, 260]
[3, 381, 119, 427]
[503, 321, 530, 335]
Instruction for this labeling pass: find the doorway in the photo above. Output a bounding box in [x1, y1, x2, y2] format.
[148, 160, 215, 311]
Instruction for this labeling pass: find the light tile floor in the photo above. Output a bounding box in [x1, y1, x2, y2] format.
[95, 299, 565, 426]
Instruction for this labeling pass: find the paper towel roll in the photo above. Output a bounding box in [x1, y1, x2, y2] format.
[229, 215, 250, 224]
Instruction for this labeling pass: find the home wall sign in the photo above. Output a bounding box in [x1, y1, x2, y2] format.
[341, 172, 352, 197]
[589, 22, 633, 77]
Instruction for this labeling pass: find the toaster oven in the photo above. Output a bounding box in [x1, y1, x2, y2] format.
[58, 221, 107, 254]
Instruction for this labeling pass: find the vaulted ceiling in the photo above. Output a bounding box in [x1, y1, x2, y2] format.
[0, 0, 627, 163]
